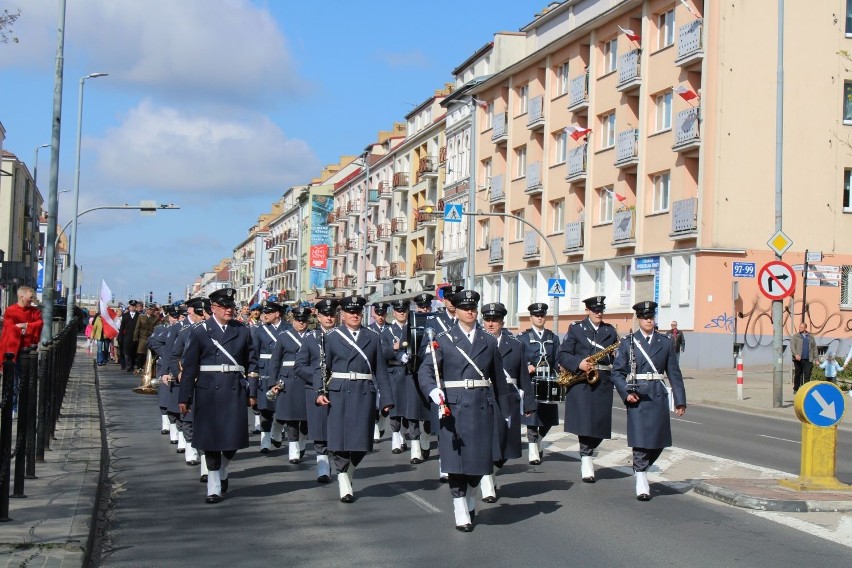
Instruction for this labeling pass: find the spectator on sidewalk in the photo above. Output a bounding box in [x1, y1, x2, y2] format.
[790, 322, 817, 393]
[665, 321, 686, 360]
[0, 286, 44, 415]
[90, 312, 111, 366]
[819, 354, 843, 384]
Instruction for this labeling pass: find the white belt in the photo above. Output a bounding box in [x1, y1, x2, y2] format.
[632, 373, 665, 381]
[280, 361, 295, 367]
[444, 379, 491, 389]
[506, 378, 518, 386]
[331, 371, 373, 381]
[259, 354, 272, 359]
[199, 364, 245, 373]
[595, 365, 612, 371]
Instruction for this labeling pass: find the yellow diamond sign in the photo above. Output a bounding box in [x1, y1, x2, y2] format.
[767, 230, 793, 256]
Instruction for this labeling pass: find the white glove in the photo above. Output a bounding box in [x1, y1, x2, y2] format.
[429, 388, 444, 405]
[400, 353, 410, 364]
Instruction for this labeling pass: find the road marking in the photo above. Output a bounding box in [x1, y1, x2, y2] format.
[758, 434, 800, 444]
[672, 417, 702, 425]
[389, 483, 442, 513]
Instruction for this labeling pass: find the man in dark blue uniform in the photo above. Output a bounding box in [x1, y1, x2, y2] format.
[179, 288, 258, 504]
[556, 295, 620, 483]
[611, 301, 687, 501]
[315, 295, 394, 503]
[369, 302, 405, 453]
[435, 284, 463, 330]
[249, 300, 288, 454]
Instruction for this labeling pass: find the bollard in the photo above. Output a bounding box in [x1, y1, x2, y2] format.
[25, 346, 38, 479]
[736, 357, 744, 400]
[36, 341, 50, 462]
[1, 353, 16, 521]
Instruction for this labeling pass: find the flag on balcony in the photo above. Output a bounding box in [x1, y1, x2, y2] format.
[618, 25, 641, 42]
[564, 125, 592, 141]
[473, 98, 489, 111]
[99, 280, 120, 339]
[673, 85, 699, 101]
[606, 188, 627, 203]
[679, 0, 701, 19]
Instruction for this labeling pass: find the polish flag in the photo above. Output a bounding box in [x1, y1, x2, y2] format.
[473, 98, 489, 111]
[606, 188, 627, 203]
[618, 25, 641, 42]
[673, 85, 699, 101]
[564, 125, 592, 141]
[99, 280, 120, 340]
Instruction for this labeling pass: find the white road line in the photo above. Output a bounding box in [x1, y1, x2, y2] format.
[758, 434, 800, 444]
[672, 418, 703, 425]
[389, 483, 442, 514]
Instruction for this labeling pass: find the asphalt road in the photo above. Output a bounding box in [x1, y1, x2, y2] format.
[94, 369, 852, 568]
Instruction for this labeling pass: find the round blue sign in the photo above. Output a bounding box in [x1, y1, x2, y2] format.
[800, 382, 846, 427]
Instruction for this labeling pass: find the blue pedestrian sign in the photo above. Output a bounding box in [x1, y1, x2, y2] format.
[444, 203, 463, 223]
[799, 382, 846, 427]
[547, 278, 567, 298]
[732, 261, 756, 278]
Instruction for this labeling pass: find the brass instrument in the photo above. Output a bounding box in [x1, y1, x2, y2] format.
[132, 349, 159, 395]
[556, 340, 621, 389]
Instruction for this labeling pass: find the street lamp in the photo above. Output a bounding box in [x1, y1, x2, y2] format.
[33, 143, 50, 189]
[444, 97, 478, 289]
[67, 72, 108, 323]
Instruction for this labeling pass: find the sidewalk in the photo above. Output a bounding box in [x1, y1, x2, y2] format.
[1, 344, 850, 566]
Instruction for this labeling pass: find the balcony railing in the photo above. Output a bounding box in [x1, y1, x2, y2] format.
[522, 231, 540, 260]
[333, 243, 346, 257]
[418, 156, 439, 178]
[376, 265, 390, 280]
[377, 223, 392, 241]
[672, 107, 701, 152]
[439, 146, 447, 163]
[414, 253, 435, 272]
[525, 161, 543, 194]
[378, 181, 393, 200]
[391, 216, 407, 234]
[347, 200, 361, 217]
[393, 172, 409, 189]
[325, 279, 334, 291]
[390, 261, 406, 277]
[526, 95, 544, 129]
[333, 277, 346, 289]
[489, 174, 505, 203]
[492, 112, 508, 143]
[676, 20, 704, 67]
[612, 209, 636, 245]
[413, 208, 437, 230]
[615, 129, 639, 167]
[347, 237, 359, 251]
[367, 228, 377, 245]
[488, 237, 504, 265]
[285, 259, 298, 272]
[563, 220, 584, 252]
[568, 72, 589, 110]
[368, 189, 380, 203]
[566, 145, 587, 181]
[344, 274, 356, 287]
[670, 197, 698, 236]
[326, 211, 338, 225]
[617, 49, 641, 91]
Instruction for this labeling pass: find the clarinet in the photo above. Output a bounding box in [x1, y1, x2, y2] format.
[627, 330, 638, 394]
[318, 329, 331, 396]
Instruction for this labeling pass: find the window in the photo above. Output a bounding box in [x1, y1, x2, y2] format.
[658, 9, 675, 49]
[513, 209, 525, 241]
[480, 219, 490, 249]
[594, 267, 605, 295]
[845, 169, 852, 211]
[517, 146, 527, 178]
[601, 112, 616, 149]
[519, 84, 529, 115]
[485, 102, 494, 129]
[845, 82, 852, 123]
[652, 171, 671, 212]
[555, 130, 568, 164]
[655, 92, 673, 132]
[842, 265, 852, 307]
[603, 39, 618, 74]
[506, 274, 518, 327]
[556, 62, 570, 96]
[620, 265, 633, 293]
[847, 0, 852, 35]
[483, 159, 492, 190]
[567, 268, 580, 307]
[551, 199, 564, 233]
[599, 186, 614, 223]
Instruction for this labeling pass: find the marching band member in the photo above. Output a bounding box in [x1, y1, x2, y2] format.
[292, 299, 337, 483]
[435, 284, 464, 330]
[146, 312, 173, 435]
[418, 290, 511, 532]
[556, 296, 619, 483]
[151, 308, 182, 444]
[517, 302, 561, 465]
[315, 295, 394, 503]
[611, 301, 686, 501]
[369, 302, 406, 453]
[179, 288, 258, 504]
[249, 300, 288, 455]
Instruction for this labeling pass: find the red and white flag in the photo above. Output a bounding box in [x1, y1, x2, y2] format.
[473, 98, 489, 111]
[606, 188, 627, 203]
[564, 125, 592, 141]
[618, 25, 641, 42]
[99, 280, 120, 340]
[673, 85, 699, 101]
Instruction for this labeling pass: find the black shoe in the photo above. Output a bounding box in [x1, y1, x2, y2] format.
[221, 479, 229, 493]
[422, 449, 430, 460]
[410, 457, 423, 465]
[161, 429, 169, 435]
[205, 494, 222, 504]
[317, 475, 330, 484]
[170, 440, 178, 445]
[177, 448, 185, 454]
[200, 475, 208, 483]
[340, 494, 354, 503]
[300, 449, 306, 459]
[260, 448, 270, 455]
[392, 448, 403, 454]
[637, 493, 651, 501]
[529, 458, 541, 466]
[289, 458, 301, 464]
[482, 496, 497, 504]
[271, 439, 282, 448]
[469, 510, 475, 521]
[439, 476, 449, 483]
[582, 476, 596, 483]
[455, 523, 473, 532]
[188, 460, 200, 466]
[252, 429, 261, 435]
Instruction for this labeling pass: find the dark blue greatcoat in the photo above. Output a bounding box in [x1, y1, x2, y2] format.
[390, 318, 428, 420]
[495, 329, 536, 461]
[179, 318, 257, 452]
[313, 326, 394, 452]
[611, 331, 686, 449]
[168, 320, 202, 423]
[269, 328, 309, 421]
[250, 322, 288, 412]
[146, 323, 170, 408]
[556, 318, 620, 439]
[369, 322, 402, 413]
[163, 320, 190, 413]
[418, 326, 511, 476]
[292, 330, 331, 442]
[516, 327, 561, 427]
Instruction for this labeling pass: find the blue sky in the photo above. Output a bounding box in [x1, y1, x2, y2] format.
[0, 0, 545, 303]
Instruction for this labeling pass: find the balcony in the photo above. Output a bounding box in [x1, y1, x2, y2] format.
[346, 237, 359, 252]
[333, 277, 346, 290]
[390, 261, 406, 278]
[612, 209, 636, 247]
[285, 259, 298, 272]
[522, 231, 540, 261]
[526, 95, 545, 130]
[672, 107, 701, 154]
[378, 181, 393, 200]
[325, 279, 335, 291]
[393, 172, 410, 190]
[565, 145, 587, 182]
[617, 49, 641, 92]
[390, 216, 408, 235]
[525, 161, 543, 195]
[368, 189, 380, 204]
[286, 229, 297, 242]
[491, 112, 508, 144]
[489, 174, 505, 204]
[336, 206, 347, 220]
[413, 207, 438, 230]
[376, 265, 391, 280]
[670, 197, 698, 239]
[367, 228, 378, 247]
[563, 220, 584, 253]
[366, 270, 377, 284]
[414, 253, 435, 272]
[418, 156, 439, 180]
[488, 237, 504, 265]
[327, 211, 338, 225]
[344, 274, 357, 288]
[347, 200, 361, 217]
[675, 20, 703, 68]
[439, 146, 447, 164]
[332, 243, 346, 257]
[567, 72, 589, 112]
[377, 222, 392, 241]
[614, 129, 639, 168]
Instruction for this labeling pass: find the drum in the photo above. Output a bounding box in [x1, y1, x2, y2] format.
[534, 377, 565, 404]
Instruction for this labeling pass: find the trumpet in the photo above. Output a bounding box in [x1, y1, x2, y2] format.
[266, 378, 285, 401]
[556, 340, 621, 389]
[132, 349, 159, 395]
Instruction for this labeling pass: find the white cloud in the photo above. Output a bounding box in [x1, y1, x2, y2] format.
[91, 100, 321, 196]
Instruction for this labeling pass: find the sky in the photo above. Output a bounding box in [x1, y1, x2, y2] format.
[0, 0, 547, 304]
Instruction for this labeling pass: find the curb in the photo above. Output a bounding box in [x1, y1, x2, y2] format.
[693, 480, 852, 512]
[86, 358, 110, 567]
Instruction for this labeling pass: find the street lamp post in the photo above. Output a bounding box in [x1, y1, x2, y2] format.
[444, 97, 478, 289]
[32, 144, 50, 189]
[67, 72, 108, 323]
[56, 203, 181, 247]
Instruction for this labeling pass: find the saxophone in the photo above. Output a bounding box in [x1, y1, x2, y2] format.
[556, 340, 621, 388]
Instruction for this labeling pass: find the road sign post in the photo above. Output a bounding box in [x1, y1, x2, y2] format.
[778, 382, 852, 491]
[757, 261, 796, 301]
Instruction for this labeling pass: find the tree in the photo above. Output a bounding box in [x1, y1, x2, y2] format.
[0, 8, 20, 44]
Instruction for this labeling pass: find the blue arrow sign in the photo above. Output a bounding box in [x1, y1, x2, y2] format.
[444, 203, 463, 223]
[802, 382, 846, 427]
[547, 278, 567, 297]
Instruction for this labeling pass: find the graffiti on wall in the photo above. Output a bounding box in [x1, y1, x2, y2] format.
[704, 312, 735, 332]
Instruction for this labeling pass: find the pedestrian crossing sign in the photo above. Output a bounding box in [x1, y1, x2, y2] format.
[443, 203, 463, 223]
[547, 278, 567, 297]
